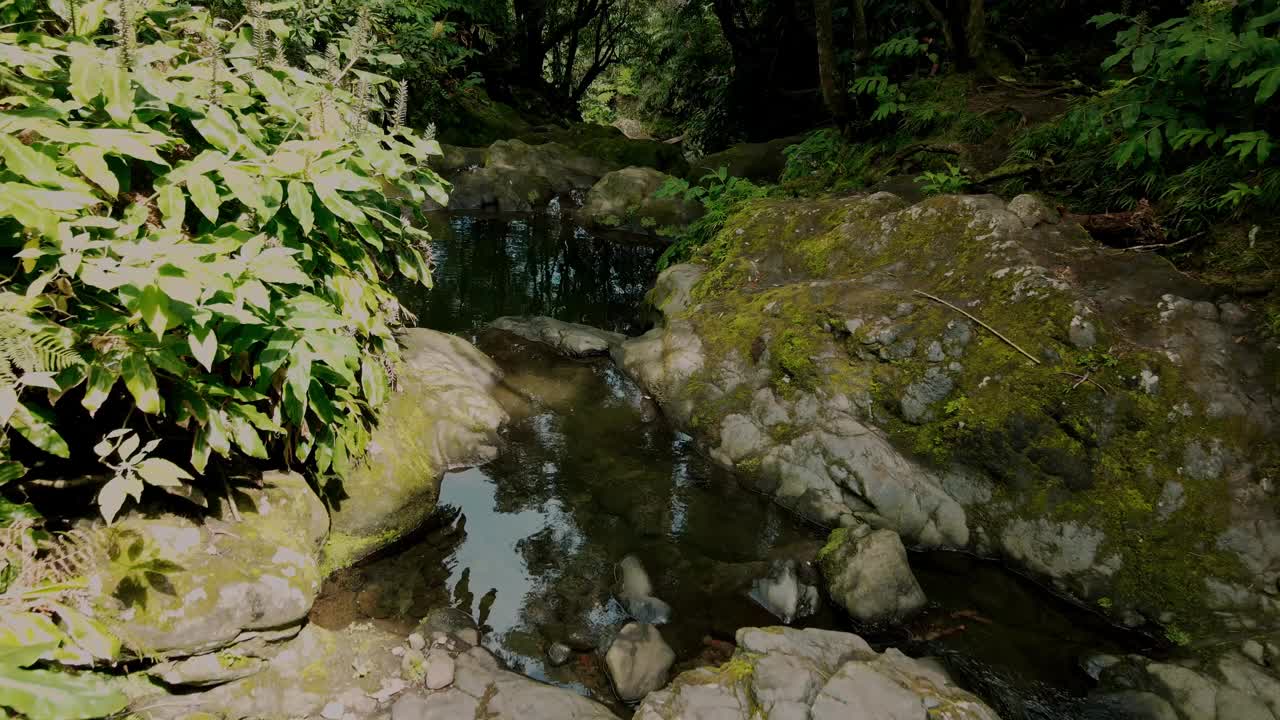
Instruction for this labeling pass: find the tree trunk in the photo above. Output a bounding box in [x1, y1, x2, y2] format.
[914, 0, 986, 68]
[851, 0, 870, 63]
[814, 0, 847, 128]
[965, 0, 986, 64]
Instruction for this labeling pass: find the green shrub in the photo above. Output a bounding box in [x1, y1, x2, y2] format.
[0, 0, 443, 523]
[654, 167, 768, 269]
[917, 162, 971, 194]
[1019, 2, 1280, 232]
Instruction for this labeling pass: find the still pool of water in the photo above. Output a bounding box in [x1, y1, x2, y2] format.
[313, 210, 1150, 717]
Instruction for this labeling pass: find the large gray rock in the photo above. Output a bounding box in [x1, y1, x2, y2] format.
[819, 525, 927, 623]
[614, 191, 1280, 637]
[635, 626, 998, 720]
[323, 329, 508, 571]
[605, 622, 676, 702]
[92, 470, 327, 659]
[579, 167, 704, 234]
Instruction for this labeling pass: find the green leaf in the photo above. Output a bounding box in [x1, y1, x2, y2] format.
[102, 65, 134, 124]
[1131, 43, 1155, 73]
[67, 51, 102, 106]
[283, 353, 312, 425]
[0, 136, 86, 192]
[220, 166, 268, 218]
[157, 185, 185, 229]
[193, 107, 258, 157]
[68, 146, 118, 197]
[287, 180, 314, 235]
[9, 404, 70, 458]
[139, 285, 174, 340]
[0, 662, 127, 720]
[188, 325, 217, 372]
[96, 472, 143, 524]
[361, 358, 388, 408]
[121, 352, 162, 415]
[226, 412, 268, 459]
[187, 174, 221, 223]
[135, 457, 193, 488]
[1147, 127, 1163, 162]
[81, 364, 119, 417]
[313, 175, 367, 225]
[51, 604, 121, 662]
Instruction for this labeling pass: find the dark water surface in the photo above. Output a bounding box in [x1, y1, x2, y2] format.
[314, 210, 1147, 717]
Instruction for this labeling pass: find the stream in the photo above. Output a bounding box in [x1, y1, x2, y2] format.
[311, 206, 1152, 718]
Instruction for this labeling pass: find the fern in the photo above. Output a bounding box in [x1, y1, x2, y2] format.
[0, 295, 83, 393]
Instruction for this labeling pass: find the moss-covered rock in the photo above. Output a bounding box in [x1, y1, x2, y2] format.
[436, 89, 531, 147]
[93, 470, 328, 658]
[616, 192, 1280, 639]
[687, 134, 808, 184]
[520, 122, 689, 175]
[439, 139, 615, 212]
[578, 167, 704, 236]
[322, 329, 508, 572]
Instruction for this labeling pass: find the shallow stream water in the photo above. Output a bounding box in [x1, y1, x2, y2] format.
[313, 207, 1152, 718]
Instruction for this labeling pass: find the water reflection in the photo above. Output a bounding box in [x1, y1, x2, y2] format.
[393, 211, 660, 335]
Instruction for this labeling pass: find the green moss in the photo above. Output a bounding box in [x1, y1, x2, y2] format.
[320, 528, 402, 576]
[667, 192, 1272, 641]
[817, 527, 850, 562]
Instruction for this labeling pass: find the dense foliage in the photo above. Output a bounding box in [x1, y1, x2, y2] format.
[0, 0, 442, 524]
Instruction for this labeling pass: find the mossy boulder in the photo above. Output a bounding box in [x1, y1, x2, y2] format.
[437, 89, 531, 147]
[579, 167, 704, 236]
[635, 626, 997, 720]
[439, 139, 614, 212]
[687, 134, 808, 184]
[323, 329, 507, 572]
[521, 122, 689, 175]
[93, 470, 328, 658]
[615, 192, 1280, 639]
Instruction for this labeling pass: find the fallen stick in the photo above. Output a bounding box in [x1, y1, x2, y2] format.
[912, 290, 1041, 366]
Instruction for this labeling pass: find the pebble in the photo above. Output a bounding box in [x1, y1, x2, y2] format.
[321, 702, 345, 720]
[547, 642, 572, 667]
[407, 633, 426, 651]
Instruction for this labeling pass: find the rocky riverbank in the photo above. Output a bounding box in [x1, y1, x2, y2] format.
[603, 191, 1278, 643]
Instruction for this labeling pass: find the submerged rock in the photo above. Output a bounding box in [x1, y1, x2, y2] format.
[819, 525, 927, 624]
[635, 626, 998, 720]
[579, 167, 704, 234]
[614, 191, 1280, 637]
[605, 622, 676, 703]
[749, 558, 821, 624]
[617, 555, 673, 625]
[323, 329, 508, 571]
